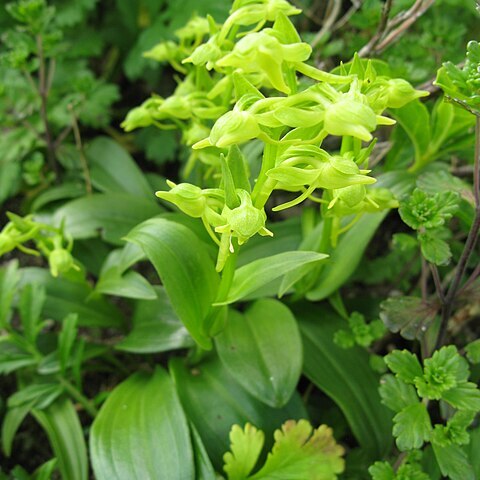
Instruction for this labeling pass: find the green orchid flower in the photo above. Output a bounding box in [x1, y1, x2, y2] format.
[216, 30, 311, 93]
[266, 146, 376, 211]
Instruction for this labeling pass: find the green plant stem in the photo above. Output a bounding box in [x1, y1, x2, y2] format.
[215, 247, 239, 303]
[252, 141, 279, 209]
[36, 34, 59, 180]
[58, 377, 98, 417]
[434, 116, 480, 351]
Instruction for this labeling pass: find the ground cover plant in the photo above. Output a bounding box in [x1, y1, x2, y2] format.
[0, 0, 479, 478]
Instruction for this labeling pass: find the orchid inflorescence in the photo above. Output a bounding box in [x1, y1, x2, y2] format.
[122, 0, 427, 270]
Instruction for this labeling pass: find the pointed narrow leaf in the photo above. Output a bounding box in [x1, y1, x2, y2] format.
[216, 299, 302, 407]
[33, 397, 88, 480]
[191, 423, 217, 480]
[126, 218, 219, 349]
[219, 251, 328, 305]
[91, 367, 193, 480]
[2, 399, 37, 456]
[0, 260, 20, 328]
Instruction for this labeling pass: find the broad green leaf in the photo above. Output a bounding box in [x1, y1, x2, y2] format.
[169, 355, 307, 469]
[223, 424, 265, 480]
[250, 420, 345, 480]
[391, 100, 432, 170]
[126, 218, 219, 349]
[431, 440, 475, 480]
[116, 287, 194, 353]
[216, 299, 302, 407]
[297, 303, 393, 458]
[31, 182, 87, 212]
[18, 268, 124, 328]
[96, 270, 156, 300]
[87, 136, 153, 198]
[53, 193, 164, 245]
[393, 403, 431, 451]
[0, 260, 20, 328]
[33, 397, 88, 480]
[91, 367, 193, 480]
[218, 251, 328, 305]
[95, 243, 156, 299]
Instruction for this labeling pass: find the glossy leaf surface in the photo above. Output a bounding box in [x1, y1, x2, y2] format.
[91, 368, 193, 480]
[216, 299, 302, 407]
[169, 355, 308, 469]
[126, 218, 219, 349]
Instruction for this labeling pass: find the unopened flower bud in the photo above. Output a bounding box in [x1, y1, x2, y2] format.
[155, 182, 207, 218]
[194, 109, 261, 149]
[384, 79, 429, 109]
[49, 248, 75, 277]
[121, 105, 153, 132]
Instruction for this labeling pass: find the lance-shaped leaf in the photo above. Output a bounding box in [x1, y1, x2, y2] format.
[217, 251, 328, 305]
[126, 218, 219, 349]
[33, 397, 88, 480]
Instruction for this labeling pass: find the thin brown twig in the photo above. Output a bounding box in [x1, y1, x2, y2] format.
[429, 263, 445, 303]
[311, 0, 343, 48]
[420, 257, 429, 301]
[36, 34, 59, 180]
[374, 0, 435, 53]
[332, 0, 363, 32]
[358, 0, 394, 57]
[69, 104, 92, 195]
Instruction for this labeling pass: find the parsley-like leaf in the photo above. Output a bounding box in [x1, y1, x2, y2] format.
[392, 403, 431, 451]
[441, 382, 480, 410]
[414, 345, 469, 400]
[379, 374, 419, 413]
[465, 339, 480, 364]
[223, 424, 264, 480]
[250, 420, 345, 480]
[399, 189, 459, 231]
[384, 350, 423, 384]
